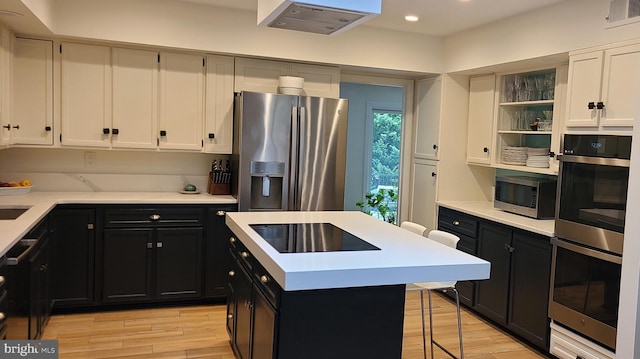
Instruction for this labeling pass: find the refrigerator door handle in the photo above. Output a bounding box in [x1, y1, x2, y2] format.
[288, 106, 299, 210]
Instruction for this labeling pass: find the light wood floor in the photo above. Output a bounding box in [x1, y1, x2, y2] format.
[42, 291, 549, 359]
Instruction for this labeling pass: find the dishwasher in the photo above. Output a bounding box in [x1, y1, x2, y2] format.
[6, 218, 50, 340]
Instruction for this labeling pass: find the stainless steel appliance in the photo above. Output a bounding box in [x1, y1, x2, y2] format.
[494, 175, 557, 219]
[549, 134, 631, 351]
[232, 91, 348, 212]
[554, 134, 631, 255]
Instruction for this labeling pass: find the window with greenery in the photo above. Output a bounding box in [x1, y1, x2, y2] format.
[357, 109, 401, 223]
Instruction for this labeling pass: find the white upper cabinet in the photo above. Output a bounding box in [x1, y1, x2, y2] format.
[112, 48, 158, 149]
[414, 77, 441, 160]
[61, 42, 112, 148]
[204, 55, 234, 154]
[289, 63, 340, 98]
[0, 27, 9, 147]
[566, 42, 640, 129]
[10, 38, 53, 146]
[234, 58, 289, 94]
[234, 58, 341, 98]
[466, 74, 495, 165]
[158, 52, 204, 151]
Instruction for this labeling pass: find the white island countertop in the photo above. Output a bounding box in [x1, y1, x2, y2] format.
[226, 211, 491, 291]
[0, 191, 237, 257]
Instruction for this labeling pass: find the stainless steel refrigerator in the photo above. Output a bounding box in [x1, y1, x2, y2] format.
[232, 91, 348, 212]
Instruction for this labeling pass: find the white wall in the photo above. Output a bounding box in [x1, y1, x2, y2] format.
[18, 0, 444, 74]
[444, 0, 640, 73]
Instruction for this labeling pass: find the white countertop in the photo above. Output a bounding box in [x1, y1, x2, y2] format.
[0, 191, 237, 257]
[226, 211, 491, 291]
[437, 201, 555, 237]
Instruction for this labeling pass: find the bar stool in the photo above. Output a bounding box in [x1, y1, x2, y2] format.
[400, 221, 464, 359]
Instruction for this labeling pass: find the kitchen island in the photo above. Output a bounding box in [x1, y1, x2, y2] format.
[225, 211, 490, 359]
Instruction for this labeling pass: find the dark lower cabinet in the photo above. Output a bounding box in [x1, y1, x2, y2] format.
[101, 222, 204, 303]
[474, 222, 512, 325]
[227, 236, 406, 359]
[507, 231, 552, 349]
[205, 205, 238, 298]
[30, 235, 51, 340]
[102, 228, 154, 302]
[439, 206, 552, 351]
[49, 207, 96, 307]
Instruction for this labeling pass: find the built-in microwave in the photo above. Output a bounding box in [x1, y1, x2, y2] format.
[494, 175, 557, 219]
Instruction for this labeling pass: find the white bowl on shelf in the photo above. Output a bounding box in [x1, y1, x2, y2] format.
[0, 186, 34, 195]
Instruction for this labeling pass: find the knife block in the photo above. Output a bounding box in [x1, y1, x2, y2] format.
[207, 172, 231, 195]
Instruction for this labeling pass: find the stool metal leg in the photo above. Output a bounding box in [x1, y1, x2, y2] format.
[427, 288, 464, 359]
[420, 290, 427, 359]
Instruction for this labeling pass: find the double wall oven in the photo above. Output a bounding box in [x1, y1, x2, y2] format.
[550, 134, 631, 351]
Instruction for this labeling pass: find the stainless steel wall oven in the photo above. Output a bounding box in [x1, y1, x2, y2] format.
[549, 134, 631, 351]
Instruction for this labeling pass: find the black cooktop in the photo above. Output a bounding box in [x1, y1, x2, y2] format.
[249, 223, 381, 253]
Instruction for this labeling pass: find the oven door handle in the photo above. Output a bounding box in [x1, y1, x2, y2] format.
[560, 154, 630, 167]
[552, 237, 622, 264]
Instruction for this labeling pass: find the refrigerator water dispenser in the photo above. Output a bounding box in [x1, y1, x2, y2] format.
[250, 161, 285, 210]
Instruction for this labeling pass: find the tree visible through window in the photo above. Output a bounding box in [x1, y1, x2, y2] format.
[359, 109, 401, 223]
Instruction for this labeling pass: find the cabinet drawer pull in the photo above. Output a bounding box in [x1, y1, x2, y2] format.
[230, 237, 236, 244]
[228, 270, 235, 277]
[227, 314, 233, 319]
[452, 220, 460, 226]
[216, 210, 226, 216]
[588, 101, 595, 109]
[0, 313, 5, 322]
[260, 275, 269, 283]
[0, 276, 4, 286]
[596, 101, 605, 110]
[241, 252, 249, 259]
[150, 214, 161, 221]
[147, 242, 153, 249]
[157, 242, 163, 248]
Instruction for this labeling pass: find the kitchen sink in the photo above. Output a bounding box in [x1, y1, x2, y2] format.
[0, 207, 31, 220]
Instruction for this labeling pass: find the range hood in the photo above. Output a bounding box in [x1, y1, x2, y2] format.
[257, 0, 381, 35]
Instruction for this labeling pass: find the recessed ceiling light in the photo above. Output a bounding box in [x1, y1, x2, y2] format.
[405, 15, 419, 22]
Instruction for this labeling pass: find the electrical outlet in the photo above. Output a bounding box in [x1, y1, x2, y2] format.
[84, 151, 97, 167]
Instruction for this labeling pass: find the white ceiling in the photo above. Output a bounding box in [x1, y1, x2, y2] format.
[178, 0, 568, 36]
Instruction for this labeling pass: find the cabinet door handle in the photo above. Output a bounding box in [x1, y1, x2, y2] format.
[45, 126, 52, 131]
[208, 133, 215, 139]
[433, 144, 438, 150]
[87, 223, 94, 230]
[227, 314, 233, 319]
[483, 147, 489, 153]
[160, 130, 167, 136]
[0, 276, 4, 286]
[112, 128, 119, 135]
[12, 125, 20, 130]
[229, 237, 236, 244]
[1, 124, 9, 129]
[103, 128, 110, 134]
[157, 242, 163, 248]
[260, 275, 269, 283]
[431, 172, 437, 177]
[147, 242, 153, 249]
[150, 214, 161, 221]
[596, 101, 605, 110]
[504, 243, 515, 252]
[241, 251, 249, 258]
[228, 270, 235, 277]
[452, 220, 460, 226]
[216, 210, 226, 216]
[588, 102, 595, 109]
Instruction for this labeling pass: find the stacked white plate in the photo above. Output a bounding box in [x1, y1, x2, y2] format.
[526, 147, 550, 168]
[501, 146, 528, 165]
